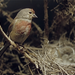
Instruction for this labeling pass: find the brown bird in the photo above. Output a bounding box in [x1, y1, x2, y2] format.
[8, 8, 37, 44]
[0, 8, 37, 57]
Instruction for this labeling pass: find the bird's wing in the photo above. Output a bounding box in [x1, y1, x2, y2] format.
[7, 18, 17, 36]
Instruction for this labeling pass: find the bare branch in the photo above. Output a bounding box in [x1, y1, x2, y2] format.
[2, 10, 13, 21]
[0, 25, 16, 47]
[44, 0, 49, 44]
[9, 9, 21, 16]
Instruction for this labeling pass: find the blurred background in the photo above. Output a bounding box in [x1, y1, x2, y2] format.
[0, 0, 58, 28]
[0, 0, 58, 41]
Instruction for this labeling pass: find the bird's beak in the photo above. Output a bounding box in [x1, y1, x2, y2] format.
[33, 14, 38, 18]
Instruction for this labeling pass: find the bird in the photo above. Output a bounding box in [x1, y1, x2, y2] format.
[0, 8, 37, 57]
[8, 8, 37, 44]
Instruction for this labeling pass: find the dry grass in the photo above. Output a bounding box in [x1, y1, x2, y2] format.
[27, 32, 75, 75]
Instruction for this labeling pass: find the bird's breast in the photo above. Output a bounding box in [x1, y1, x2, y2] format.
[13, 20, 31, 35]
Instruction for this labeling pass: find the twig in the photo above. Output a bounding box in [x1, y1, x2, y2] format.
[0, 25, 17, 47]
[50, 3, 62, 11]
[32, 21, 43, 35]
[25, 46, 43, 50]
[0, 43, 10, 57]
[9, 9, 21, 16]
[0, 25, 17, 57]
[0, 0, 4, 3]
[28, 65, 33, 75]
[2, 10, 13, 21]
[0, 0, 8, 8]
[24, 52, 38, 68]
[1, 9, 21, 24]
[54, 61, 70, 75]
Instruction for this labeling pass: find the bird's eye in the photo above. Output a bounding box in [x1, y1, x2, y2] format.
[29, 12, 32, 14]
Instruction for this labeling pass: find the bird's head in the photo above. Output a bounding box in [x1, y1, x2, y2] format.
[16, 8, 37, 20]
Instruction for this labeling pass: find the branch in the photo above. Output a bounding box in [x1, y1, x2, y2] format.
[50, 3, 62, 11]
[9, 9, 21, 16]
[0, 25, 17, 47]
[2, 10, 13, 22]
[0, 25, 39, 68]
[44, 0, 49, 44]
